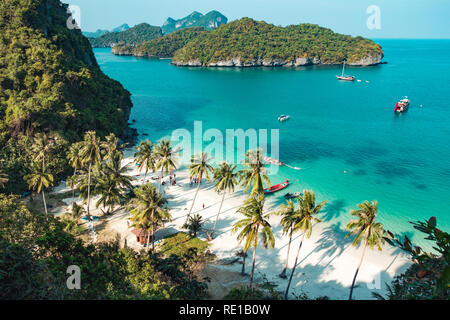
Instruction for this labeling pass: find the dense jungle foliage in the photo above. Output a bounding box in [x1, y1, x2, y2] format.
[172, 18, 383, 65]
[89, 23, 162, 48]
[0, 0, 133, 193]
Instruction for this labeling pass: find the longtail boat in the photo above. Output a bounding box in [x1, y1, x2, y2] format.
[264, 180, 290, 194]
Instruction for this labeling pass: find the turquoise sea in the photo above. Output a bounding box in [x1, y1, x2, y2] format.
[94, 40, 450, 247]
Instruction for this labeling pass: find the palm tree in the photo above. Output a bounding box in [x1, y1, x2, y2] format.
[184, 213, 204, 238]
[67, 142, 83, 202]
[67, 202, 86, 224]
[128, 183, 170, 251]
[209, 162, 238, 240]
[134, 140, 155, 182]
[284, 191, 326, 300]
[31, 132, 55, 170]
[24, 162, 54, 217]
[239, 149, 270, 197]
[95, 151, 133, 215]
[346, 200, 390, 300]
[153, 139, 177, 191]
[101, 133, 127, 160]
[0, 170, 8, 189]
[79, 131, 102, 219]
[232, 195, 275, 288]
[274, 199, 297, 278]
[187, 152, 213, 223]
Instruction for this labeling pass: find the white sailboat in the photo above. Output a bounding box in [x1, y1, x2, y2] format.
[336, 61, 355, 81]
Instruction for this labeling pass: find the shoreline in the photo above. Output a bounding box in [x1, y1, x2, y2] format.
[52, 146, 412, 300]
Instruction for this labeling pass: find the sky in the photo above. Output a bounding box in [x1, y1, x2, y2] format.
[67, 0, 450, 39]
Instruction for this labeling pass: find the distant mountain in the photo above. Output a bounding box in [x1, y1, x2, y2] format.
[89, 23, 162, 48]
[162, 10, 227, 34]
[82, 24, 130, 38]
[111, 24, 130, 33]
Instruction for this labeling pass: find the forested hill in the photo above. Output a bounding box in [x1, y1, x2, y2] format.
[172, 18, 384, 67]
[162, 11, 228, 34]
[112, 27, 208, 57]
[0, 0, 133, 193]
[89, 23, 162, 48]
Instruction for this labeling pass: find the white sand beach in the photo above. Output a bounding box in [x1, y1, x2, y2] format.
[52, 147, 412, 300]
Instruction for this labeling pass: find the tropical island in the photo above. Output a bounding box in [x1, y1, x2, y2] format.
[0, 0, 448, 302]
[89, 23, 163, 48]
[172, 18, 384, 67]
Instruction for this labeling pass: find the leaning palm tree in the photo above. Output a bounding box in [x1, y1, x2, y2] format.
[128, 183, 170, 251]
[67, 142, 83, 202]
[153, 139, 177, 191]
[79, 131, 102, 219]
[274, 199, 298, 278]
[232, 195, 275, 288]
[24, 162, 54, 217]
[346, 200, 391, 300]
[0, 170, 8, 189]
[239, 149, 271, 197]
[284, 191, 327, 300]
[209, 162, 238, 240]
[187, 152, 214, 223]
[134, 140, 155, 182]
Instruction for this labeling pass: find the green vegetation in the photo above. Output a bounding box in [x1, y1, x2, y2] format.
[173, 18, 383, 66]
[187, 152, 213, 222]
[160, 232, 209, 257]
[89, 23, 162, 48]
[132, 27, 208, 58]
[0, 194, 208, 299]
[374, 217, 449, 300]
[345, 201, 392, 300]
[0, 0, 132, 193]
[162, 11, 227, 35]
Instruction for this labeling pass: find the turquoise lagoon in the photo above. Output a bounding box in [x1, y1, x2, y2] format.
[94, 40, 450, 247]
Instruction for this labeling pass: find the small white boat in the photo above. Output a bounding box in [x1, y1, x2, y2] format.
[278, 115, 290, 122]
[336, 61, 355, 81]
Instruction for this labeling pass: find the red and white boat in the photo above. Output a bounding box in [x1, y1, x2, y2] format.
[394, 97, 410, 113]
[264, 180, 290, 194]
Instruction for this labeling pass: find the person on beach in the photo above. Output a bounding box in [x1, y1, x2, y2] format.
[203, 203, 205, 209]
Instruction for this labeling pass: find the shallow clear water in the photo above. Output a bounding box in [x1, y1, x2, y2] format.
[94, 39, 450, 247]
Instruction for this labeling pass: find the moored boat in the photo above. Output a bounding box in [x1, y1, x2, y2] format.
[336, 61, 355, 81]
[264, 179, 290, 194]
[278, 115, 290, 122]
[394, 97, 410, 113]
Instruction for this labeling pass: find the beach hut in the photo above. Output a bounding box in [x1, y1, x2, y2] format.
[131, 228, 158, 245]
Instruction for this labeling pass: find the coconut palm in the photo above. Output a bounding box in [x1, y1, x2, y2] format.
[24, 162, 54, 217]
[274, 199, 297, 278]
[187, 152, 214, 223]
[128, 183, 170, 251]
[232, 195, 275, 288]
[67, 142, 83, 202]
[79, 131, 102, 219]
[184, 213, 204, 238]
[101, 133, 127, 160]
[0, 170, 8, 189]
[134, 140, 155, 182]
[209, 162, 238, 240]
[67, 202, 86, 224]
[94, 151, 133, 215]
[346, 200, 391, 300]
[31, 132, 51, 170]
[239, 149, 270, 197]
[284, 191, 326, 300]
[153, 139, 177, 191]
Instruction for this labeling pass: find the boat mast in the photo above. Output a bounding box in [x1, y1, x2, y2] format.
[341, 61, 345, 77]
